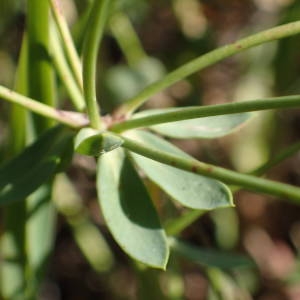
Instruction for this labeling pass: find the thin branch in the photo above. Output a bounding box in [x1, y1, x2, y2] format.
[110, 12, 147, 67]
[50, 0, 83, 90]
[50, 24, 86, 111]
[0, 85, 87, 129]
[110, 95, 300, 132]
[115, 20, 300, 116]
[251, 141, 300, 176]
[82, 0, 113, 129]
[119, 133, 300, 203]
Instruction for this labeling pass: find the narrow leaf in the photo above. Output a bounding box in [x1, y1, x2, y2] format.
[133, 109, 253, 139]
[97, 148, 169, 269]
[26, 183, 55, 292]
[0, 158, 57, 205]
[169, 238, 255, 269]
[0, 126, 74, 205]
[0, 126, 62, 186]
[127, 130, 233, 210]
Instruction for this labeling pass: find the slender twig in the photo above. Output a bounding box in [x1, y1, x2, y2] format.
[119, 134, 300, 203]
[165, 210, 205, 236]
[167, 140, 300, 236]
[110, 95, 300, 132]
[50, 24, 86, 111]
[251, 141, 300, 176]
[0, 85, 87, 128]
[116, 20, 300, 116]
[71, 0, 93, 54]
[49, 0, 83, 90]
[82, 0, 113, 129]
[110, 12, 147, 67]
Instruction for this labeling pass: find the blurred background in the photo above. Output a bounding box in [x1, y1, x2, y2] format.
[2, 0, 300, 299]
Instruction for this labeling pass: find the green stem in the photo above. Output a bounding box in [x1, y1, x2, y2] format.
[27, 0, 56, 132]
[120, 134, 300, 203]
[26, 1, 57, 297]
[9, 35, 28, 154]
[0, 85, 87, 128]
[50, 24, 86, 111]
[229, 140, 300, 194]
[111, 95, 300, 132]
[251, 141, 300, 176]
[116, 20, 300, 116]
[169, 140, 300, 237]
[82, 0, 113, 129]
[0, 34, 28, 300]
[71, 0, 93, 54]
[49, 0, 83, 90]
[110, 12, 147, 67]
[165, 210, 205, 236]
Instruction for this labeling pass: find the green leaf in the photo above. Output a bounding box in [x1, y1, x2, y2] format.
[74, 128, 123, 156]
[169, 238, 255, 269]
[133, 109, 253, 139]
[0, 126, 61, 184]
[0, 126, 74, 205]
[97, 148, 169, 269]
[0, 158, 58, 206]
[127, 130, 233, 210]
[55, 133, 74, 173]
[26, 183, 56, 293]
